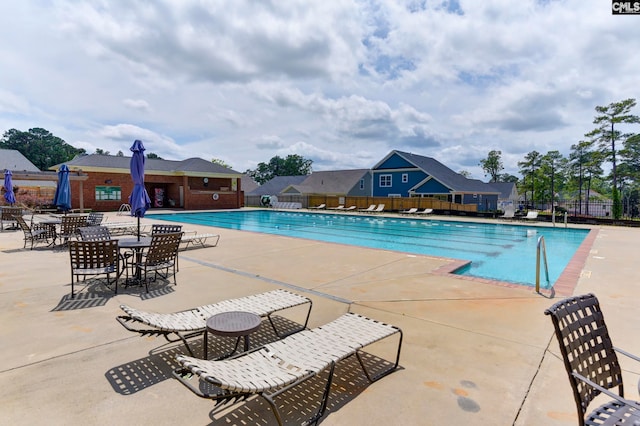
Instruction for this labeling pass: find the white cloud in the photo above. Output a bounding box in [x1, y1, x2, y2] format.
[0, 0, 638, 179]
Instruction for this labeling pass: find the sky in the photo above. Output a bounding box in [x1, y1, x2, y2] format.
[1, 0, 639, 179]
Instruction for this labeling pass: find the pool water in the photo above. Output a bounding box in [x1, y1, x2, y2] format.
[149, 210, 589, 289]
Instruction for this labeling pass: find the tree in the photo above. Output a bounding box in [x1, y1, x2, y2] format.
[95, 148, 110, 155]
[212, 158, 233, 169]
[479, 150, 504, 182]
[498, 173, 519, 183]
[540, 151, 565, 211]
[568, 140, 594, 214]
[587, 98, 639, 191]
[458, 170, 471, 178]
[246, 154, 313, 185]
[146, 152, 163, 159]
[618, 133, 640, 216]
[518, 151, 542, 208]
[0, 128, 85, 170]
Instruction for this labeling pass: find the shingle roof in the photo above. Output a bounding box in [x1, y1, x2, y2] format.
[0, 149, 41, 172]
[55, 154, 241, 175]
[393, 150, 499, 194]
[488, 182, 517, 199]
[248, 176, 307, 195]
[293, 169, 369, 194]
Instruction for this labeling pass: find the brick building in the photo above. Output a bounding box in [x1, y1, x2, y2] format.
[53, 154, 244, 212]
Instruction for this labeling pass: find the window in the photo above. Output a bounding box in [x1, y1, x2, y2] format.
[359, 179, 364, 190]
[95, 186, 122, 201]
[402, 173, 408, 183]
[379, 174, 392, 187]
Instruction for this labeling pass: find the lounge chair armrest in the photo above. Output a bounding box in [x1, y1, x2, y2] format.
[572, 371, 640, 410]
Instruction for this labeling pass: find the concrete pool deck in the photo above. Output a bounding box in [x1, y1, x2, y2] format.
[0, 210, 638, 425]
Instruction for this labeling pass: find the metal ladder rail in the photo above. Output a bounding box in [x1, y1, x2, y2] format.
[536, 236, 550, 293]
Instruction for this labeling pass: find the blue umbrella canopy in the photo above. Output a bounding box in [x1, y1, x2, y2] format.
[128, 140, 151, 238]
[53, 164, 71, 212]
[3, 170, 16, 206]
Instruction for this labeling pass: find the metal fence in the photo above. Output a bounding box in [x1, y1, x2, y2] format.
[246, 194, 639, 221]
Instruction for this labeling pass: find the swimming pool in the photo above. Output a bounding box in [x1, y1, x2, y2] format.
[149, 210, 590, 289]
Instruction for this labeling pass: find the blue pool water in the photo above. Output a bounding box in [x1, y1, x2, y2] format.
[149, 210, 590, 288]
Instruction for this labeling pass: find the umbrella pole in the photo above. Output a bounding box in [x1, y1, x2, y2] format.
[137, 216, 140, 241]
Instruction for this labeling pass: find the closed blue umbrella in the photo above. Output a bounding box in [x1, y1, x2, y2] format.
[53, 164, 71, 213]
[3, 170, 16, 206]
[128, 139, 151, 240]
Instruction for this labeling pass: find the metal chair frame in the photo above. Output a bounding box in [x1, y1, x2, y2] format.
[69, 239, 120, 298]
[135, 232, 182, 292]
[545, 293, 640, 426]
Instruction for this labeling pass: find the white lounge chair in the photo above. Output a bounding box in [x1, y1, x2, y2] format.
[418, 208, 434, 215]
[499, 210, 515, 219]
[524, 211, 539, 220]
[401, 208, 418, 215]
[180, 232, 220, 250]
[328, 205, 345, 210]
[308, 204, 326, 210]
[173, 312, 403, 426]
[372, 204, 385, 213]
[358, 204, 376, 213]
[117, 289, 312, 356]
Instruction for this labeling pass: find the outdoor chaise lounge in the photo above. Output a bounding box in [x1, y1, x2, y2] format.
[358, 204, 376, 213]
[524, 211, 538, 221]
[173, 312, 403, 426]
[499, 209, 515, 219]
[401, 208, 418, 215]
[545, 293, 640, 426]
[372, 203, 385, 213]
[179, 232, 220, 250]
[117, 289, 312, 356]
[418, 208, 434, 215]
[308, 203, 326, 210]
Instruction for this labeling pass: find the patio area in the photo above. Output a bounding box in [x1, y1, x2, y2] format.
[0, 210, 638, 425]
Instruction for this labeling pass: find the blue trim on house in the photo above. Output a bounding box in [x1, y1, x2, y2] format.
[371, 150, 500, 211]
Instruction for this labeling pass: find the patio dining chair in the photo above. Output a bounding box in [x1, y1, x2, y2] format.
[1, 206, 22, 231]
[59, 215, 88, 245]
[78, 226, 111, 241]
[135, 231, 182, 292]
[544, 293, 640, 426]
[86, 212, 104, 226]
[173, 312, 403, 426]
[69, 239, 120, 298]
[14, 214, 55, 249]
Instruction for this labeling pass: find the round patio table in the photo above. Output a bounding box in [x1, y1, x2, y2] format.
[118, 237, 152, 285]
[204, 311, 261, 359]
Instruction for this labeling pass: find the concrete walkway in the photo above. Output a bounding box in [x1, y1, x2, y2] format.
[0, 211, 638, 425]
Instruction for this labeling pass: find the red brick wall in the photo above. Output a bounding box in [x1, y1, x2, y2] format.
[69, 171, 242, 211]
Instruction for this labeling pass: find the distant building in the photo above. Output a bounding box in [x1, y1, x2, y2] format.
[0, 149, 57, 199]
[372, 150, 500, 211]
[489, 182, 519, 212]
[53, 154, 245, 211]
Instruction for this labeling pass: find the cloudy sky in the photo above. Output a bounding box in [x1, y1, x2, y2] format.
[1, 0, 638, 178]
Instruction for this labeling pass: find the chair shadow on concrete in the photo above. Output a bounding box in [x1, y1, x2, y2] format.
[203, 351, 400, 425]
[51, 277, 176, 311]
[105, 316, 303, 396]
